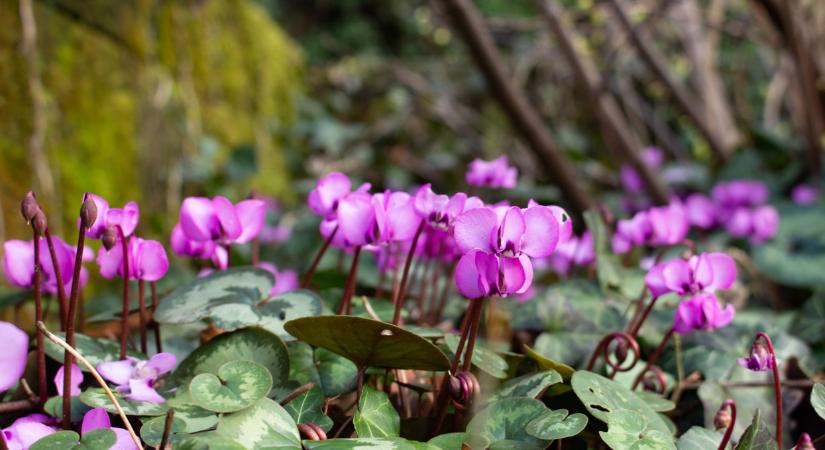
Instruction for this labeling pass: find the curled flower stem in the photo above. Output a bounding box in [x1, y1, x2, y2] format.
[159, 408, 175, 450]
[628, 295, 662, 337]
[151, 281, 162, 353]
[31, 226, 47, 408]
[62, 209, 87, 429]
[718, 399, 736, 450]
[37, 321, 144, 450]
[755, 332, 782, 448]
[631, 328, 674, 390]
[138, 280, 147, 354]
[44, 229, 68, 329]
[301, 225, 338, 288]
[117, 225, 131, 360]
[585, 332, 641, 375]
[392, 221, 425, 325]
[337, 246, 362, 315]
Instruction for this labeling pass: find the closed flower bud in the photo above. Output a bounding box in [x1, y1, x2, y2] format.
[32, 210, 48, 235]
[80, 194, 98, 228]
[101, 227, 118, 250]
[795, 433, 813, 450]
[713, 406, 731, 430]
[21, 192, 40, 223]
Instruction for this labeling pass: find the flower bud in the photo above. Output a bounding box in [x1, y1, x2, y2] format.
[713, 406, 731, 430]
[80, 194, 98, 228]
[795, 433, 813, 450]
[738, 342, 772, 372]
[32, 210, 48, 236]
[101, 227, 118, 250]
[613, 339, 629, 363]
[21, 192, 40, 223]
[297, 423, 326, 441]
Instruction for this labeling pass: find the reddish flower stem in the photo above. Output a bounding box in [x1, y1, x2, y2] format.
[117, 226, 131, 360]
[151, 281, 162, 353]
[138, 279, 147, 354]
[631, 328, 675, 390]
[32, 227, 46, 408]
[43, 229, 68, 329]
[755, 332, 782, 448]
[251, 237, 260, 266]
[585, 331, 640, 374]
[392, 222, 425, 325]
[718, 399, 736, 450]
[432, 263, 456, 324]
[628, 295, 662, 337]
[0, 426, 8, 450]
[62, 213, 87, 429]
[461, 299, 485, 372]
[337, 246, 362, 315]
[301, 225, 338, 288]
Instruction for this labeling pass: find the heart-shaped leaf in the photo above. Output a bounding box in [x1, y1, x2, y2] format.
[812, 383, 825, 420]
[284, 316, 450, 371]
[44, 333, 144, 371]
[597, 410, 676, 450]
[466, 397, 550, 450]
[209, 290, 324, 340]
[189, 360, 273, 413]
[677, 427, 729, 450]
[141, 416, 189, 447]
[176, 433, 246, 450]
[30, 429, 117, 450]
[44, 395, 91, 423]
[155, 268, 275, 324]
[444, 335, 508, 378]
[525, 408, 588, 440]
[571, 371, 671, 434]
[486, 370, 561, 404]
[522, 345, 575, 381]
[288, 343, 358, 396]
[173, 327, 289, 390]
[304, 438, 438, 449]
[284, 385, 333, 432]
[637, 391, 676, 412]
[427, 432, 476, 450]
[215, 398, 301, 449]
[354, 387, 400, 438]
[79, 388, 168, 416]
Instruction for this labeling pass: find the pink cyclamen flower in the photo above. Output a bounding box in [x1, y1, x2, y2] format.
[54, 364, 83, 396]
[612, 202, 688, 253]
[738, 343, 773, 372]
[455, 249, 532, 298]
[105, 202, 140, 238]
[308, 172, 371, 219]
[466, 155, 518, 189]
[178, 196, 265, 244]
[258, 262, 299, 295]
[725, 205, 779, 244]
[620, 147, 664, 194]
[645, 252, 736, 298]
[2, 414, 57, 450]
[80, 408, 139, 450]
[97, 238, 169, 282]
[548, 231, 594, 277]
[97, 353, 176, 403]
[712, 180, 769, 209]
[171, 224, 217, 260]
[791, 184, 819, 205]
[371, 190, 423, 245]
[0, 321, 29, 394]
[414, 184, 484, 230]
[684, 193, 716, 230]
[672, 292, 734, 335]
[612, 211, 651, 254]
[2, 238, 79, 295]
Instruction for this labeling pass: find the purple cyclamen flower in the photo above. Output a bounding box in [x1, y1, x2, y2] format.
[104, 202, 139, 238]
[2, 237, 80, 295]
[258, 262, 299, 295]
[612, 211, 651, 254]
[371, 190, 423, 245]
[672, 292, 734, 335]
[97, 353, 176, 403]
[97, 238, 169, 282]
[178, 196, 266, 244]
[712, 180, 769, 209]
[414, 184, 484, 230]
[791, 184, 819, 205]
[171, 224, 217, 260]
[54, 364, 83, 396]
[80, 408, 139, 450]
[725, 205, 779, 244]
[738, 343, 773, 372]
[684, 193, 716, 230]
[455, 249, 532, 298]
[308, 172, 371, 219]
[0, 321, 29, 394]
[645, 252, 737, 298]
[548, 231, 595, 277]
[466, 155, 518, 189]
[2, 414, 57, 450]
[620, 147, 664, 194]
[612, 202, 689, 253]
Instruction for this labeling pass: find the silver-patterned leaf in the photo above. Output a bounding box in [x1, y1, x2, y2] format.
[215, 398, 301, 449]
[189, 360, 273, 413]
[526, 409, 588, 440]
[466, 397, 550, 449]
[486, 370, 561, 404]
[677, 427, 728, 450]
[44, 333, 144, 371]
[444, 335, 508, 379]
[79, 388, 168, 416]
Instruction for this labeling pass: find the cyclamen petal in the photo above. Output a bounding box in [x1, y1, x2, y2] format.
[180, 197, 220, 241]
[521, 206, 560, 258]
[81, 408, 111, 434]
[308, 172, 352, 217]
[0, 321, 29, 394]
[97, 359, 136, 386]
[145, 352, 177, 374]
[234, 199, 266, 244]
[3, 240, 35, 289]
[499, 255, 532, 295]
[126, 378, 165, 403]
[212, 196, 242, 241]
[497, 207, 525, 255]
[751, 205, 779, 244]
[134, 240, 169, 282]
[54, 364, 83, 396]
[453, 207, 498, 254]
[105, 202, 140, 238]
[455, 250, 491, 299]
[337, 193, 376, 247]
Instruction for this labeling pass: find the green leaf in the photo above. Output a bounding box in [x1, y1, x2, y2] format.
[284, 386, 333, 433]
[795, 292, 825, 343]
[466, 398, 550, 450]
[170, 404, 220, 432]
[216, 398, 301, 449]
[44, 333, 144, 371]
[637, 391, 676, 412]
[734, 410, 777, 450]
[173, 327, 289, 390]
[812, 383, 825, 420]
[44, 395, 91, 423]
[154, 267, 275, 324]
[79, 388, 168, 416]
[317, 348, 359, 396]
[525, 409, 588, 440]
[256, 290, 324, 338]
[522, 345, 575, 381]
[304, 438, 437, 449]
[598, 410, 676, 450]
[354, 387, 400, 438]
[753, 205, 825, 289]
[176, 433, 247, 450]
[30, 429, 118, 450]
[486, 370, 561, 404]
[427, 432, 473, 450]
[284, 316, 450, 371]
[677, 427, 728, 450]
[189, 360, 273, 413]
[571, 371, 671, 434]
[140, 416, 189, 447]
[444, 335, 508, 378]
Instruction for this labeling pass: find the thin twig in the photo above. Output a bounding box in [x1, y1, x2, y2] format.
[37, 321, 144, 450]
[279, 382, 316, 406]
